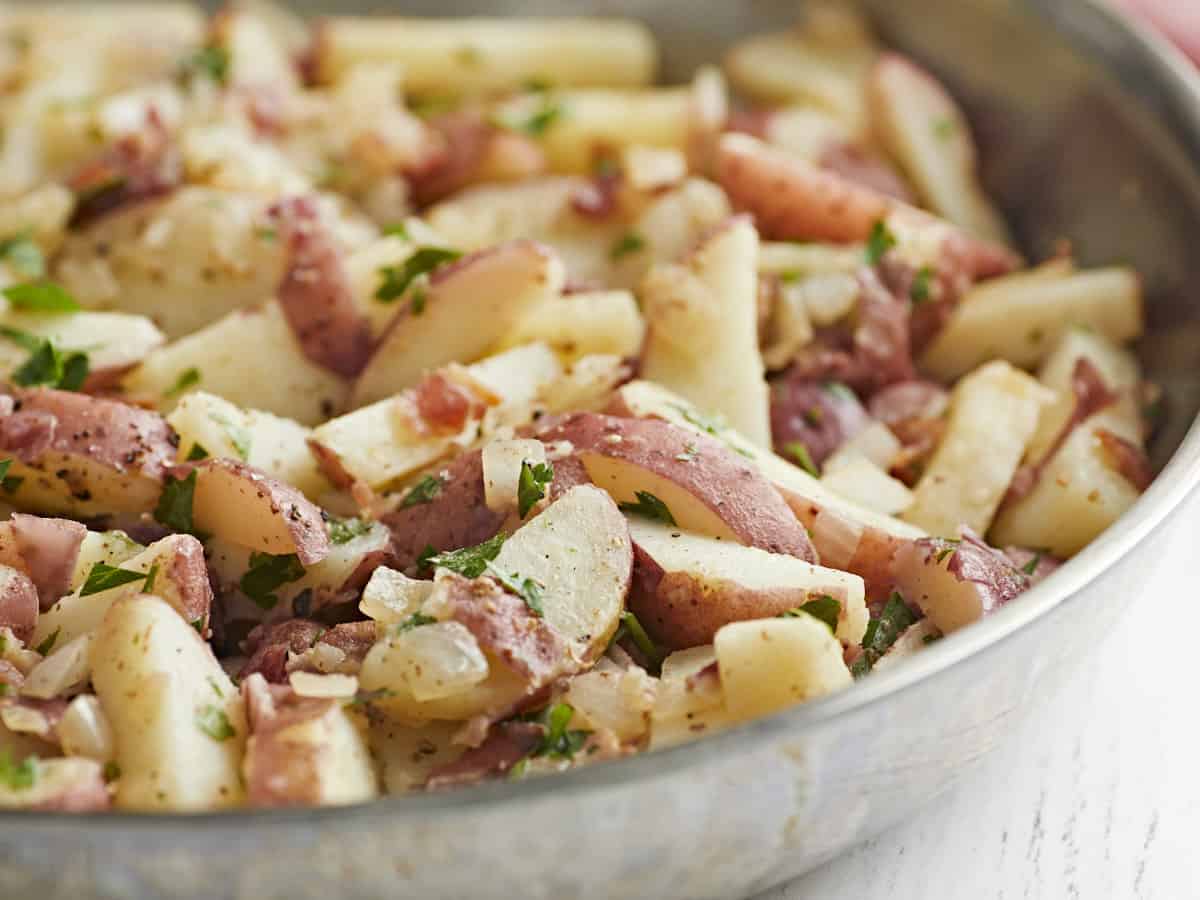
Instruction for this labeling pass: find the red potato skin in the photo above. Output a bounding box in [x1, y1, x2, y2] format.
[164, 533, 215, 633]
[539, 413, 818, 562]
[10, 515, 86, 611]
[269, 195, 375, 378]
[425, 720, 543, 790]
[241, 673, 339, 807]
[0, 565, 38, 643]
[29, 760, 112, 812]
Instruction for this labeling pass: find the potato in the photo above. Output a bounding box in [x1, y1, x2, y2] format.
[649, 664, 735, 751]
[33, 533, 212, 649]
[167, 392, 331, 500]
[0, 755, 110, 811]
[241, 675, 377, 807]
[920, 267, 1143, 381]
[91, 594, 245, 811]
[500, 289, 645, 363]
[187, 459, 330, 565]
[639, 216, 770, 446]
[627, 517, 867, 650]
[0, 310, 163, 390]
[903, 361, 1054, 538]
[316, 17, 657, 93]
[0, 387, 176, 518]
[481, 438, 546, 514]
[714, 616, 852, 721]
[424, 177, 592, 255]
[868, 54, 1011, 244]
[9, 513, 87, 607]
[632, 177, 733, 272]
[55, 187, 287, 339]
[67, 530, 143, 593]
[0, 565, 37, 643]
[820, 455, 913, 516]
[369, 719, 463, 794]
[352, 240, 567, 408]
[539, 412, 817, 560]
[563, 665, 656, 743]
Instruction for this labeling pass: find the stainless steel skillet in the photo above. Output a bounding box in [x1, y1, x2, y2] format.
[3, 1, 1200, 897]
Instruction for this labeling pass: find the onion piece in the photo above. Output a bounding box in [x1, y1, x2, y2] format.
[58, 694, 114, 762]
[21, 633, 94, 700]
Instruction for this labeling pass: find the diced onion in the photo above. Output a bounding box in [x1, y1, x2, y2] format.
[393, 622, 488, 702]
[825, 421, 902, 472]
[659, 645, 717, 682]
[0, 704, 52, 738]
[360, 566, 434, 624]
[58, 694, 115, 762]
[21, 633, 94, 700]
[289, 671, 359, 699]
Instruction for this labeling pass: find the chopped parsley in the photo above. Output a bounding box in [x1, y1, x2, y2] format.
[80, 562, 151, 597]
[865, 219, 897, 265]
[785, 442, 820, 478]
[409, 287, 427, 316]
[517, 459, 554, 519]
[34, 627, 60, 657]
[143, 563, 159, 594]
[328, 516, 374, 544]
[154, 469, 197, 534]
[485, 563, 544, 616]
[165, 367, 201, 398]
[102, 761, 121, 782]
[178, 45, 230, 86]
[382, 222, 409, 240]
[910, 266, 935, 304]
[1, 474, 22, 495]
[195, 704, 235, 741]
[670, 403, 753, 458]
[400, 475, 443, 509]
[0, 751, 36, 791]
[9, 338, 88, 391]
[185, 443, 209, 461]
[3, 281, 79, 312]
[1021, 551, 1043, 576]
[618, 490, 676, 526]
[850, 593, 918, 677]
[211, 413, 251, 461]
[932, 116, 957, 140]
[423, 533, 506, 578]
[781, 595, 841, 634]
[532, 702, 590, 760]
[824, 381, 857, 403]
[0, 232, 44, 280]
[375, 247, 462, 303]
[497, 98, 565, 136]
[0, 459, 9, 482]
[609, 232, 646, 261]
[0, 324, 42, 351]
[239, 552, 305, 610]
[395, 612, 438, 634]
[611, 610, 663, 668]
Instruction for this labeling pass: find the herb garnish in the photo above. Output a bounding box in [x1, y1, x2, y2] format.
[178, 45, 230, 86]
[211, 413, 251, 461]
[781, 595, 841, 634]
[395, 612, 438, 634]
[422, 533, 506, 578]
[0, 232, 44, 279]
[3, 281, 79, 312]
[34, 627, 60, 657]
[195, 704, 235, 741]
[400, 475, 443, 509]
[610, 610, 663, 668]
[239, 552, 305, 610]
[485, 563, 544, 616]
[328, 516, 374, 544]
[497, 98, 565, 136]
[850, 593, 918, 677]
[1021, 552, 1043, 576]
[910, 266, 935, 304]
[0, 751, 36, 790]
[8, 337, 88, 390]
[786, 442, 820, 478]
[154, 469, 198, 534]
[517, 459, 553, 519]
[165, 367, 201, 398]
[80, 562, 151, 597]
[375, 247, 461, 303]
[185, 443, 209, 461]
[610, 232, 646, 261]
[618, 490, 676, 526]
[865, 219, 897, 265]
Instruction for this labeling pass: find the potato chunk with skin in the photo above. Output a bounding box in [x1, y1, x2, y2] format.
[0, 310, 163, 390]
[640, 216, 771, 447]
[627, 517, 867, 650]
[714, 616, 852, 721]
[0, 756, 110, 812]
[91, 594, 245, 811]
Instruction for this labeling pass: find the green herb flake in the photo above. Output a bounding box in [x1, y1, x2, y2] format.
[852, 593, 918, 677]
[410, 286, 427, 316]
[485, 563, 544, 616]
[143, 563, 159, 594]
[0, 232, 45, 280]
[154, 469, 197, 534]
[865, 219, 897, 265]
[328, 516, 374, 544]
[1021, 551, 1043, 576]
[507, 757, 529, 780]
[185, 443, 209, 461]
[910, 266, 936, 304]
[499, 98, 565, 137]
[934, 538, 961, 564]
[102, 761, 121, 782]
[0, 324, 42, 351]
[400, 475, 443, 509]
[165, 367, 201, 398]
[0, 459, 9, 482]
[382, 222, 409, 241]
[517, 459, 554, 519]
[609, 232, 646, 261]
[395, 612, 438, 634]
[0, 751, 36, 791]
[375, 247, 462, 303]
[2, 474, 23, 495]
[80, 562, 150, 597]
[618, 490, 676, 526]
[532, 702, 590, 760]
[785, 442, 820, 478]
[932, 116, 957, 140]
[10, 339, 89, 391]
[670, 403, 754, 458]
[211, 413, 252, 461]
[3, 281, 78, 312]
[179, 45, 230, 86]
[34, 627, 60, 657]
[195, 704, 235, 742]
[781, 594, 841, 634]
[206, 676, 224, 698]
[424, 533, 506, 578]
[239, 552, 305, 610]
[612, 610, 663, 668]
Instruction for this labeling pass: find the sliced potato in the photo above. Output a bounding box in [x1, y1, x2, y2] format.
[0, 756, 110, 811]
[0, 310, 163, 389]
[91, 594, 245, 811]
[500, 289, 644, 363]
[820, 455, 913, 516]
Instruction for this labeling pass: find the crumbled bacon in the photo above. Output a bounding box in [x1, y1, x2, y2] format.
[239, 619, 326, 684]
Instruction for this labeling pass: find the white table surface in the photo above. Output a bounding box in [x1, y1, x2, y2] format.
[760, 489, 1200, 900]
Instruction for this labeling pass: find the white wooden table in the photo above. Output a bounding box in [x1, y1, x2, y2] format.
[762, 490, 1200, 900]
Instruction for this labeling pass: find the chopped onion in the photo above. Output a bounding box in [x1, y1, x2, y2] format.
[825, 421, 903, 473]
[394, 622, 488, 702]
[0, 704, 52, 738]
[621, 145, 687, 193]
[58, 694, 114, 762]
[660, 645, 717, 682]
[359, 566, 434, 624]
[821, 456, 914, 516]
[289, 671, 359, 699]
[21, 633, 94, 700]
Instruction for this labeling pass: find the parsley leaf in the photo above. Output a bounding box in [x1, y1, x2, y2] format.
[80, 562, 150, 597]
[618, 490, 676, 526]
[382, 222, 409, 241]
[395, 612, 438, 634]
[669, 403, 753, 458]
[933, 538, 961, 564]
[532, 702, 590, 760]
[424, 534, 506, 578]
[165, 367, 201, 398]
[610, 610, 663, 668]
[781, 595, 841, 634]
[3, 281, 79, 312]
[0, 459, 9, 482]
[211, 413, 251, 461]
[910, 266, 935, 304]
[195, 704, 235, 741]
[185, 443, 209, 461]
[517, 459, 553, 519]
[0, 232, 45, 279]
[0, 324, 41, 351]
[485, 563, 544, 616]
[10, 339, 89, 390]
[400, 475, 442, 509]
[0, 751, 36, 791]
[1021, 551, 1043, 576]
[785, 442, 820, 478]
[179, 45, 230, 86]
[34, 627, 60, 657]
[375, 247, 461, 303]
[143, 563, 159, 594]
[932, 116, 957, 140]
[609, 232, 645, 261]
[497, 98, 565, 136]
[851, 592, 918, 677]
[328, 516, 374, 544]
[154, 469, 197, 534]
[865, 220, 897, 265]
[239, 552, 305, 610]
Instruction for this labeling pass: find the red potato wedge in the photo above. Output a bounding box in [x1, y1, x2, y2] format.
[0, 565, 38, 644]
[540, 412, 817, 562]
[0, 387, 177, 518]
[10, 514, 87, 610]
[0, 756, 110, 812]
[185, 459, 330, 566]
[627, 517, 867, 651]
[867, 54, 1011, 244]
[351, 240, 567, 408]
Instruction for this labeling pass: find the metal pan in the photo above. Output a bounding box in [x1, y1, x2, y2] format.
[3, 1, 1199, 897]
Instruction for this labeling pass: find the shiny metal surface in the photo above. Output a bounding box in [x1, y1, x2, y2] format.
[4, 1, 1200, 898]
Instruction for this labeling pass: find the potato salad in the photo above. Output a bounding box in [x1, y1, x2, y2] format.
[0, 2, 1151, 812]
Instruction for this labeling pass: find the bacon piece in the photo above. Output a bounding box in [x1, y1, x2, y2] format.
[67, 107, 180, 227]
[269, 195, 374, 378]
[425, 720, 543, 789]
[10, 515, 86, 611]
[869, 380, 949, 485]
[818, 142, 914, 203]
[769, 377, 868, 466]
